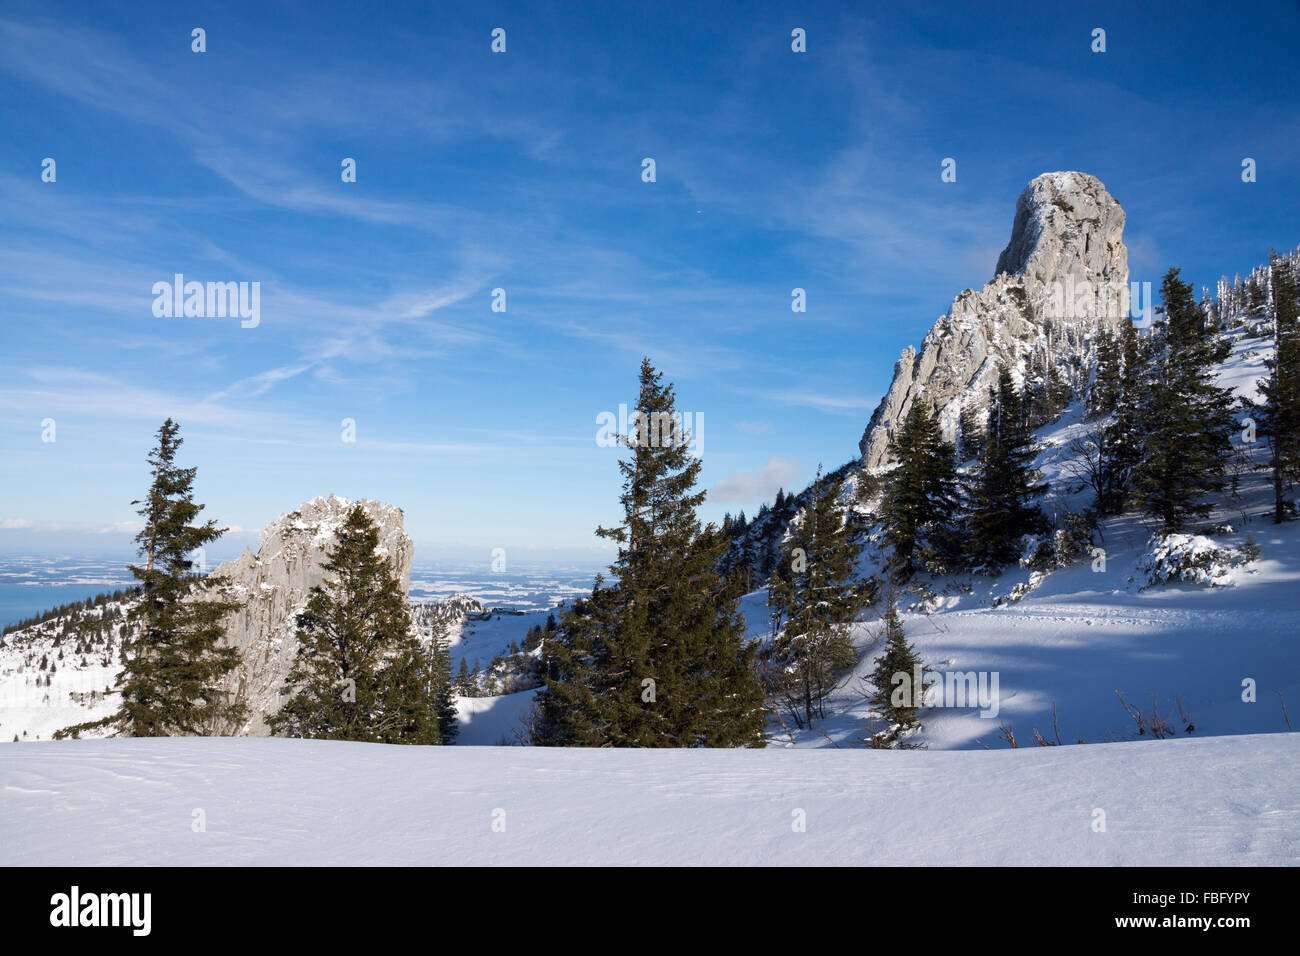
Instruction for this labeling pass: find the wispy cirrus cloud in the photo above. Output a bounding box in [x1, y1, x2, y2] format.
[763, 389, 876, 412]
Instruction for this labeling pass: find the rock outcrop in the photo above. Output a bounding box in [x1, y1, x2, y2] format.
[213, 495, 414, 735]
[859, 171, 1129, 469]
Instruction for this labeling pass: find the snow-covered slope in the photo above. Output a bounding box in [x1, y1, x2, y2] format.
[746, 498, 1300, 750]
[0, 594, 131, 742]
[1, 734, 1293, 865]
[745, 325, 1296, 750]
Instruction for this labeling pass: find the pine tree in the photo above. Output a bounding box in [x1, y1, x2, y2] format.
[957, 403, 986, 463]
[1029, 359, 1071, 426]
[1133, 269, 1235, 532]
[880, 401, 961, 579]
[1247, 275, 1268, 320]
[534, 358, 768, 747]
[427, 627, 459, 743]
[865, 589, 926, 748]
[1090, 318, 1148, 513]
[966, 367, 1048, 567]
[735, 523, 757, 592]
[455, 657, 472, 696]
[1252, 251, 1300, 522]
[59, 419, 242, 739]
[1089, 328, 1122, 419]
[269, 505, 441, 744]
[765, 467, 870, 728]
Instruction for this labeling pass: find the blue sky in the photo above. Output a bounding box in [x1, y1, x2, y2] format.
[1, 0, 1297, 565]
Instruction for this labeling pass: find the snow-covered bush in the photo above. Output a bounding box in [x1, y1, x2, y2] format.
[1138, 533, 1258, 589]
[1054, 512, 1094, 564]
[1024, 535, 1054, 572]
[1022, 514, 1092, 573]
[1018, 535, 1047, 571]
[994, 571, 1046, 607]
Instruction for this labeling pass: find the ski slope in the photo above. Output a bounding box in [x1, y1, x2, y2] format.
[1, 734, 1294, 865]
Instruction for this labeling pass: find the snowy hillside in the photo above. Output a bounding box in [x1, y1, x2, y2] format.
[0, 593, 132, 743]
[731, 320, 1299, 750]
[0, 589, 549, 744]
[1, 734, 1294, 865]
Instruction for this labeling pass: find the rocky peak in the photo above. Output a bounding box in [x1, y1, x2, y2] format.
[214, 494, 414, 735]
[859, 171, 1128, 470]
[994, 171, 1127, 284]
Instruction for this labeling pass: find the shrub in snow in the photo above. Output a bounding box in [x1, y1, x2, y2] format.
[1024, 535, 1054, 572]
[1138, 533, 1257, 589]
[1023, 514, 1092, 573]
[993, 571, 1046, 607]
[1055, 512, 1094, 564]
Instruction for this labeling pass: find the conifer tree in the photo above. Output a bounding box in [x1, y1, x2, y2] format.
[1133, 269, 1235, 532]
[966, 367, 1047, 566]
[865, 589, 926, 748]
[1089, 328, 1122, 419]
[1252, 252, 1300, 522]
[59, 419, 242, 739]
[735, 527, 757, 592]
[957, 403, 986, 463]
[269, 505, 445, 744]
[880, 401, 961, 579]
[765, 468, 870, 728]
[1093, 317, 1147, 513]
[427, 627, 459, 743]
[1028, 359, 1071, 426]
[534, 358, 768, 747]
[1247, 275, 1268, 320]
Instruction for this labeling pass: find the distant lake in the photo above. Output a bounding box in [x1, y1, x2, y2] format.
[0, 555, 599, 631]
[0, 583, 130, 631]
[0, 555, 135, 630]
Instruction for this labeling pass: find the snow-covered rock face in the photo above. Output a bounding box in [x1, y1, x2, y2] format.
[214, 495, 414, 736]
[860, 171, 1129, 469]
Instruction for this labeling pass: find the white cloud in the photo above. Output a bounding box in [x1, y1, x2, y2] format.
[710, 457, 801, 504]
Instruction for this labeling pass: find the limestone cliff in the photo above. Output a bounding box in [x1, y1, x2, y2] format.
[859, 171, 1129, 469]
[213, 495, 414, 735]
